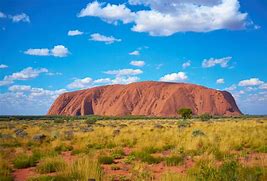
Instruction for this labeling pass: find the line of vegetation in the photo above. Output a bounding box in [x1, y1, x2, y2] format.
[0, 114, 266, 122]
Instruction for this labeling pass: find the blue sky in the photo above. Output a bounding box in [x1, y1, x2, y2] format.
[0, 0, 266, 115]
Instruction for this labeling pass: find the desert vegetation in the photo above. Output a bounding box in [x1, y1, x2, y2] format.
[0, 116, 266, 181]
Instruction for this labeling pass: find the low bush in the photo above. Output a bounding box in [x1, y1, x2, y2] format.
[112, 149, 125, 159]
[200, 113, 212, 121]
[98, 156, 114, 164]
[132, 151, 162, 164]
[36, 157, 66, 174]
[165, 155, 185, 166]
[192, 129, 205, 137]
[0, 159, 12, 181]
[13, 153, 41, 169]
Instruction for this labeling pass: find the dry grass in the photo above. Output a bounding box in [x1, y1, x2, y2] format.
[0, 117, 266, 180]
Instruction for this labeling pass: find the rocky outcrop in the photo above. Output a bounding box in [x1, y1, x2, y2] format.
[47, 81, 242, 117]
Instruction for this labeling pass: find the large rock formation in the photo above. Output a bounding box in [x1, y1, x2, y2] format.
[48, 81, 242, 117]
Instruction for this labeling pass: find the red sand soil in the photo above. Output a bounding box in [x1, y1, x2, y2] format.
[12, 167, 35, 181]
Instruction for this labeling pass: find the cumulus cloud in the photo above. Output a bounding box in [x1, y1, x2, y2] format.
[216, 78, 225, 84]
[182, 61, 191, 69]
[129, 50, 140, 56]
[0, 64, 8, 69]
[159, 72, 188, 82]
[130, 60, 145, 67]
[51, 45, 69, 57]
[0, 67, 48, 86]
[67, 77, 93, 89]
[67, 75, 140, 89]
[202, 57, 232, 68]
[0, 86, 66, 115]
[90, 33, 121, 44]
[104, 69, 143, 76]
[259, 83, 267, 90]
[225, 84, 237, 91]
[24, 48, 50, 56]
[78, 0, 249, 36]
[8, 85, 32, 92]
[238, 78, 264, 87]
[78, 1, 135, 24]
[24, 45, 69, 57]
[68, 30, 84, 36]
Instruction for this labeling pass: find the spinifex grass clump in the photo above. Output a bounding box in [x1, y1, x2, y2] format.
[13, 152, 42, 169]
[36, 157, 66, 174]
[0, 157, 13, 181]
[165, 154, 185, 166]
[131, 151, 162, 164]
[98, 156, 114, 164]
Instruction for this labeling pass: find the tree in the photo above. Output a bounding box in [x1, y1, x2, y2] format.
[200, 113, 212, 121]
[177, 108, 193, 120]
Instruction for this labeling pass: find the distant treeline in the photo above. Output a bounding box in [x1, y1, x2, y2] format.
[0, 114, 266, 122]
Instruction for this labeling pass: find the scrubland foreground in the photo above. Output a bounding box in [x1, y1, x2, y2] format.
[0, 117, 267, 181]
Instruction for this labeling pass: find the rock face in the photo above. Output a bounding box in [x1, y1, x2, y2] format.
[47, 81, 242, 117]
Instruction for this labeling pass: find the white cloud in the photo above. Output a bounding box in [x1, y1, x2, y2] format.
[51, 45, 69, 57]
[67, 77, 93, 89]
[90, 33, 121, 44]
[68, 30, 84, 36]
[0, 64, 8, 69]
[159, 72, 188, 82]
[9, 85, 31, 92]
[24, 48, 50, 56]
[182, 61, 191, 69]
[79, 0, 249, 36]
[0, 87, 66, 115]
[110, 76, 139, 84]
[259, 83, 267, 90]
[202, 57, 232, 68]
[67, 75, 140, 89]
[78, 1, 135, 24]
[0, 11, 30, 23]
[0, 67, 48, 86]
[24, 45, 69, 57]
[0, 11, 6, 18]
[216, 78, 225, 84]
[104, 69, 143, 76]
[238, 78, 264, 87]
[10, 13, 30, 23]
[46, 72, 62, 76]
[129, 50, 140, 56]
[130, 60, 145, 67]
[225, 84, 237, 91]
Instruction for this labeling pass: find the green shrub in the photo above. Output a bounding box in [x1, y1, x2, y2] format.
[165, 155, 185, 166]
[0, 160, 12, 181]
[112, 149, 125, 159]
[54, 144, 73, 153]
[98, 156, 114, 164]
[238, 166, 265, 181]
[36, 157, 66, 174]
[142, 146, 161, 154]
[124, 155, 135, 164]
[132, 151, 161, 164]
[177, 108, 193, 120]
[13, 153, 40, 169]
[218, 160, 238, 181]
[192, 129, 205, 137]
[200, 113, 212, 121]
